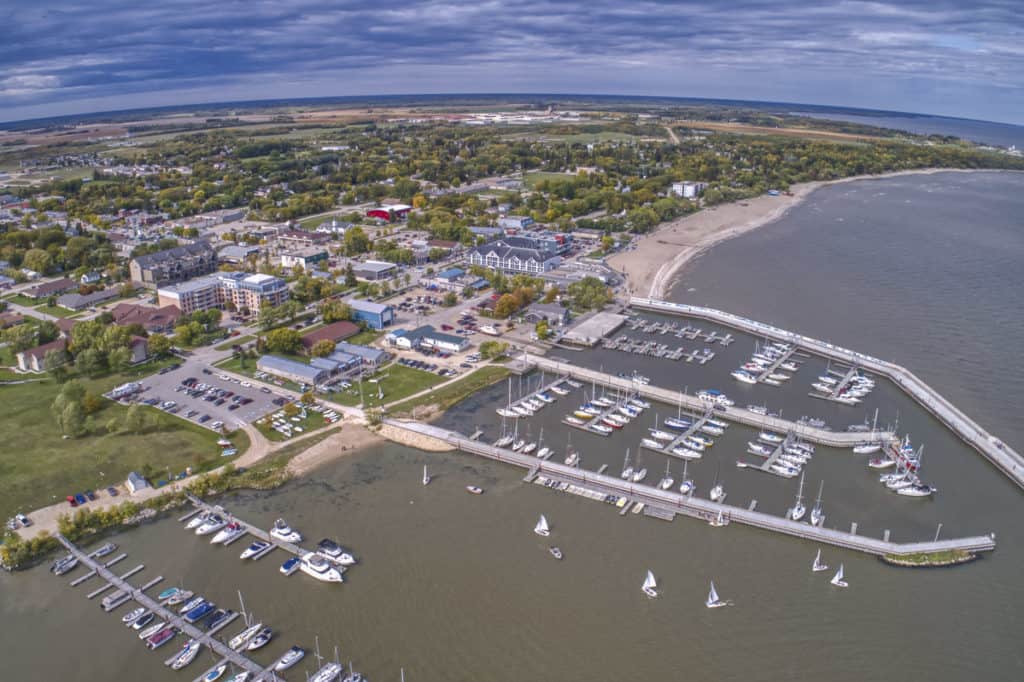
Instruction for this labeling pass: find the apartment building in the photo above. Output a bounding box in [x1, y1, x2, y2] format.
[157, 272, 288, 315]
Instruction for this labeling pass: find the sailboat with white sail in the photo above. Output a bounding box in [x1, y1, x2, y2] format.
[705, 580, 731, 608]
[658, 459, 674, 490]
[642, 570, 658, 598]
[534, 514, 550, 537]
[620, 449, 634, 480]
[830, 563, 848, 587]
[789, 471, 806, 521]
[812, 549, 829, 572]
[810, 480, 825, 526]
[709, 464, 725, 502]
[679, 461, 695, 495]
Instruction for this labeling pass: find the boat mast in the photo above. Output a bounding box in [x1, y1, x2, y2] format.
[814, 480, 824, 512]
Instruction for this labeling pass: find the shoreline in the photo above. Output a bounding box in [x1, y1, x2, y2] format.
[608, 167, 1007, 300]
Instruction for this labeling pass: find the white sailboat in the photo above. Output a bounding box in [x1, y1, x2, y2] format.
[678, 461, 695, 495]
[705, 580, 730, 608]
[812, 549, 829, 572]
[708, 509, 728, 527]
[620, 448, 634, 480]
[422, 465, 430, 486]
[830, 563, 848, 588]
[534, 514, 550, 537]
[810, 480, 825, 527]
[658, 459, 674, 490]
[709, 464, 725, 502]
[642, 570, 658, 598]
[789, 471, 806, 521]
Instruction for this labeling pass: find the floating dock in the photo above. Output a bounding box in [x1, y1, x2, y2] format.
[631, 297, 1024, 490]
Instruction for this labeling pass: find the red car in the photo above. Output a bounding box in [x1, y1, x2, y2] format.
[66, 495, 78, 507]
[441, 324, 453, 331]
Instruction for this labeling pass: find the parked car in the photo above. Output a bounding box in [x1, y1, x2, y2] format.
[106, 486, 119, 497]
[74, 493, 87, 505]
[84, 490, 96, 501]
[66, 495, 78, 507]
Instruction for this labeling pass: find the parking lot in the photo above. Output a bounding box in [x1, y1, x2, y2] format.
[132, 359, 284, 430]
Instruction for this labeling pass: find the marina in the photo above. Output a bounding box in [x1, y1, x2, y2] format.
[639, 407, 722, 460]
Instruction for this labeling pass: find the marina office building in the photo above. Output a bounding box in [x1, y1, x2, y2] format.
[157, 272, 289, 314]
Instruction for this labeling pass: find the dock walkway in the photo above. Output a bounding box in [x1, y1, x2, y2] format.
[631, 297, 1024, 490]
[385, 420, 996, 558]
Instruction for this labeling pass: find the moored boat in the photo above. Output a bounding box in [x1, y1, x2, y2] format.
[270, 518, 302, 543]
[274, 646, 306, 672]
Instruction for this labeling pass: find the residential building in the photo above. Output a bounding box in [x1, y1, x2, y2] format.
[498, 215, 534, 230]
[366, 204, 412, 222]
[0, 274, 15, 289]
[300, 320, 360, 351]
[257, 355, 329, 386]
[386, 325, 469, 353]
[315, 219, 351, 235]
[80, 271, 102, 285]
[671, 181, 708, 199]
[353, 260, 398, 281]
[280, 246, 329, 271]
[467, 239, 561, 274]
[129, 241, 217, 289]
[110, 302, 181, 333]
[157, 272, 288, 315]
[126, 471, 150, 494]
[506, 232, 572, 255]
[469, 226, 504, 240]
[276, 229, 331, 248]
[0, 311, 25, 328]
[218, 244, 262, 263]
[23, 277, 76, 299]
[16, 338, 67, 373]
[522, 302, 570, 327]
[331, 342, 389, 368]
[56, 287, 119, 311]
[128, 336, 149, 364]
[348, 299, 395, 330]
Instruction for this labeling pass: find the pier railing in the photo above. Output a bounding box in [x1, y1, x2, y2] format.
[630, 297, 1024, 490]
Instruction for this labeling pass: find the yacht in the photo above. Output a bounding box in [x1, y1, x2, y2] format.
[226, 673, 253, 682]
[203, 663, 228, 681]
[708, 510, 728, 527]
[817, 375, 838, 385]
[780, 361, 800, 371]
[768, 373, 790, 381]
[534, 514, 551, 537]
[274, 646, 306, 672]
[184, 601, 216, 624]
[185, 512, 212, 530]
[132, 612, 155, 631]
[317, 539, 357, 565]
[617, 405, 640, 418]
[747, 442, 773, 456]
[678, 462, 695, 495]
[811, 382, 833, 393]
[581, 405, 603, 416]
[240, 540, 271, 560]
[229, 622, 265, 650]
[310, 662, 344, 682]
[494, 434, 514, 448]
[537, 446, 552, 459]
[770, 463, 799, 477]
[631, 467, 648, 483]
[600, 416, 624, 429]
[747, 404, 768, 415]
[270, 518, 302, 543]
[629, 398, 651, 409]
[549, 546, 563, 560]
[511, 439, 526, 451]
[682, 438, 705, 452]
[550, 385, 570, 396]
[830, 564, 848, 588]
[671, 446, 702, 460]
[212, 522, 245, 545]
[563, 416, 585, 426]
[566, 380, 583, 389]
[658, 461, 674, 490]
[705, 581, 729, 608]
[810, 480, 826, 527]
[466, 485, 484, 495]
[92, 542, 117, 558]
[742, 362, 765, 372]
[642, 570, 659, 598]
[422, 465, 431, 486]
[177, 596, 204, 614]
[868, 457, 895, 469]
[564, 451, 579, 467]
[700, 424, 725, 436]
[731, 370, 757, 384]
[195, 515, 228, 536]
[789, 472, 807, 522]
[166, 590, 194, 606]
[758, 431, 784, 444]
[853, 442, 882, 455]
[897, 483, 935, 497]
[169, 639, 202, 670]
[121, 607, 147, 625]
[641, 437, 665, 450]
[709, 483, 725, 503]
[697, 390, 734, 407]
[512, 405, 533, 417]
[591, 397, 615, 408]
[138, 620, 167, 640]
[572, 410, 594, 420]
[604, 413, 629, 426]
[812, 549, 829, 572]
[246, 627, 273, 651]
[763, 377, 782, 386]
[664, 417, 692, 430]
[589, 423, 613, 435]
[620, 450, 634, 480]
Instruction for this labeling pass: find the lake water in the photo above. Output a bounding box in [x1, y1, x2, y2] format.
[794, 112, 1024, 149]
[2, 171, 1022, 681]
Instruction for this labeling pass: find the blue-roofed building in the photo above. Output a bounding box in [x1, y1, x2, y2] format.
[348, 298, 395, 330]
[437, 267, 464, 281]
[257, 355, 328, 385]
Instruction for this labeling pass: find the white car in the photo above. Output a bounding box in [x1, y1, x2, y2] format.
[241, 381, 252, 387]
[218, 374, 230, 380]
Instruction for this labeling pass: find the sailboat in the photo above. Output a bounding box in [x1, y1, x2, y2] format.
[853, 409, 882, 454]
[830, 563, 848, 588]
[708, 509, 728, 527]
[620, 449, 634, 480]
[705, 580, 730, 608]
[422, 465, 430, 486]
[812, 549, 829, 572]
[631, 450, 647, 483]
[679, 461, 695, 495]
[789, 472, 807, 521]
[658, 459, 674, 490]
[709, 463, 725, 502]
[534, 514, 550, 537]
[810, 480, 825, 527]
[642, 570, 659, 598]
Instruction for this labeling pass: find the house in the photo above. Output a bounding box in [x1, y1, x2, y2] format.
[129, 241, 217, 289]
[23, 277, 76, 299]
[0, 311, 25, 328]
[157, 272, 288, 315]
[300, 320, 360, 351]
[110, 302, 181, 333]
[256, 355, 329, 386]
[426, 239, 459, 253]
[353, 260, 398, 281]
[366, 204, 412, 222]
[467, 240, 561, 274]
[315, 219, 351, 235]
[348, 299, 395, 330]
[670, 181, 708, 199]
[498, 215, 534, 230]
[0, 274, 15, 290]
[16, 338, 67, 373]
[387, 325, 469, 353]
[126, 471, 150, 495]
[129, 336, 149, 364]
[280, 246, 329, 271]
[330, 342, 389, 368]
[56, 287, 119, 311]
[522, 302, 570, 327]
[468, 226, 504, 240]
[80, 271, 102, 285]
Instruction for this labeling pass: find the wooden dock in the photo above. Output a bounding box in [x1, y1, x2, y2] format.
[55, 535, 282, 680]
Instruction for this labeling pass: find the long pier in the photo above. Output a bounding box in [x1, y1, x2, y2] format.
[517, 354, 889, 448]
[54, 535, 279, 680]
[387, 419, 996, 558]
[631, 297, 1024, 490]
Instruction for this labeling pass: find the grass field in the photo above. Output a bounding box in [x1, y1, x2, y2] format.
[525, 171, 576, 188]
[388, 365, 510, 417]
[255, 407, 330, 442]
[3, 294, 39, 306]
[33, 304, 83, 318]
[345, 329, 383, 345]
[329, 363, 445, 408]
[0, 371, 247, 522]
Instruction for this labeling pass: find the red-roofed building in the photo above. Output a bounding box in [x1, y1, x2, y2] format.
[111, 302, 182, 333]
[301, 320, 360, 351]
[366, 204, 412, 222]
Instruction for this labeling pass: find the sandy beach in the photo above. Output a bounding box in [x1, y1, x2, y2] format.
[608, 168, 987, 300]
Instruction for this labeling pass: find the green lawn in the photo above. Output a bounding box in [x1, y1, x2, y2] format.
[3, 294, 38, 306]
[32, 304, 82, 319]
[388, 365, 510, 416]
[525, 171, 576, 188]
[215, 335, 254, 351]
[255, 406, 331, 442]
[0, 371, 247, 522]
[346, 329, 383, 345]
[328, 363, 445, 408]
[0, 345, 15, 367]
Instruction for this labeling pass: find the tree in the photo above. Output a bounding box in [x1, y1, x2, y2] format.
[125, 403, 147, 433]
[22, 248, 53, 274]
[81, 392, 104, 415]
[75, 347, 106, 377]
[343, 227, 371, 256]
[265, 328, 303, 354]
[601, 235, 615, 253]
[301, 391, 315, 405]
[535, 320, 550, 340]
[108, 346, 132, 373]
[494, 293, 519, 319]
[36, 320, 60, 344]
[543, 286, 559, 304]
[566, 276, 612, 311]
[320, 299, 351, 323]
[311, 339, 336, 357]
[344, 263, 357, 287]
[442, 292, 458, 307]
[479, 340, 509, 360]
[59, 401, 86, 437]
[2, 323, 37, 352]
[148, 333, 172, 358]
[283, 402, 300, 418]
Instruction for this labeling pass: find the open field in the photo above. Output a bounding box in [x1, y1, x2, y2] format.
[329, 363, 445, 408]
[388, 365, 510, 417]
[0, 372, 248, 523]
[3, 294, 39, 306]
[345, 329, 383, 345]
[255, 406, 331, 442]
[673, 119, 888, 142]
[525, 171, 577, 188]
[32, 304, 82, 318]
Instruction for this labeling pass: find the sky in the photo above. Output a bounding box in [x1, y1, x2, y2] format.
[2, 0, 1024, 125]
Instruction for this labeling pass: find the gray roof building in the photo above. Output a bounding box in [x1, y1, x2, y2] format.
[129, 241, 217, 289]
[57, 287, 120, 310]
[256, 355, 328, 385]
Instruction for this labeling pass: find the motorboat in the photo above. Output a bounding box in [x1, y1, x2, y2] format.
[51, 555, 78, 576]
[493, 409, 517, 419]
[697, 389, 734, 407]
[897, 483, 935, 497]
[572, 410, 594, 420]
[779, 361, 799, 371]
[512, 405, 533, 417]
[274, 646, 306, 672]
[682, 438, 705, 452]
[534, 514, 551, 537]
[131, 612, 155, 631]
[747, 404, 768, 415]
[138, 620, 166, 640]
[228, 622, 264, 650]
[185, 512, 212, 530]
[700, 424, 725, 436]
[211, 522, 245, 545]
[604, 413, 629, 426]
[731, 370, 757, 384]
[817, 375, 838, 385]
[466, 485, 484, 495]
[281, 556, 301, 576]
[227, 673, 253, 682]
[617, 405, 640, 418]
[642, 570, 658, 598]
[629, 398, 651, 410]
[549, 546, 563, 560]
[195, 515, 228, 536]
[600, 416, 624, 429]
[92, 542, 117, 558]
[550, 385, 570, 396]
[812, 549, 829, 572]
[240, 540, 271, 560]
[157, 587, 180, 602]
[178, 596, 204, 614]
[670, 446, 702, 460]
[166, 590, 194, 606]
[742, 362, 765, 372]
[247, 627, 273, 651]
[758, 431, 784, 444]
[747, 442, 773, 456]
[589, 423, 613, 435]
[270, 518, 302, 543]
[299, 553, 344, 583]
[763, 378, 782, 386]
[705, 581, 729, 608]
[811, 382, 833, 393]
[121, 607, 147, 625]
[203, 663, 228, 681]
[205, 609, 234, 631]
[830, 564, 848, 588]
[641, 438, 665, 450]
[169, 639, 202, 670]
[853, 442, 882, 455]
[184, 601, 216, 624]
[770, 463, 799, 478]
[422, 465, 431, 485]
[649, 429, 675, 441]
[146, 626, 177, 650]
[317, 539, 357, 565]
